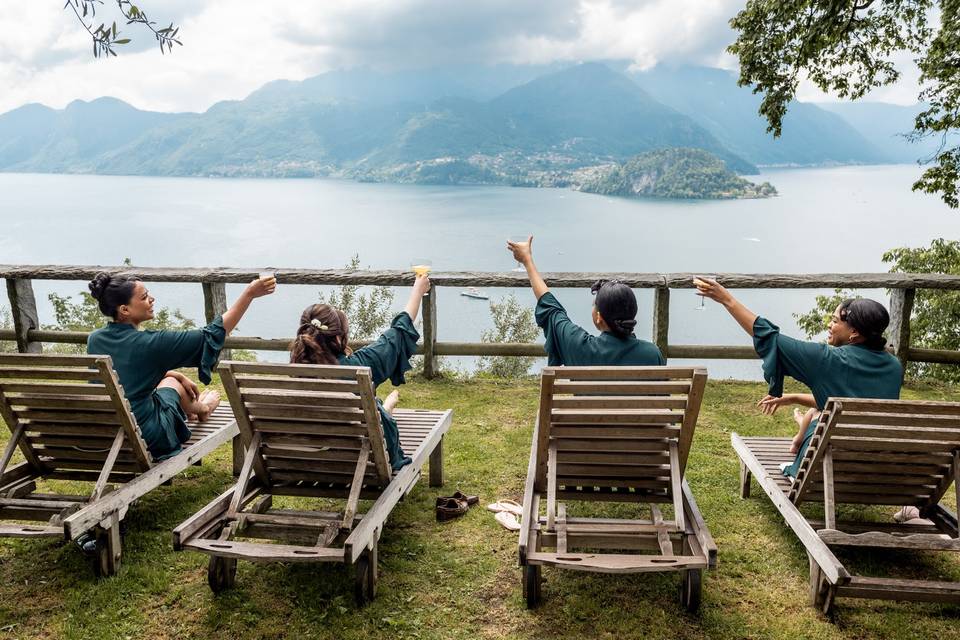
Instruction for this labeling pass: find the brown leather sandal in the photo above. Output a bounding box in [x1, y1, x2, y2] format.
[435, 497, 469, 522]
[450, 490, 479, 506]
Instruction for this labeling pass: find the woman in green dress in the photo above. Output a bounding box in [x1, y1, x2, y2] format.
[86, 272, 276, 460]
[506, 236, 664, 366]
[289, 274, 432, 470]
[694, 277, 902, 477]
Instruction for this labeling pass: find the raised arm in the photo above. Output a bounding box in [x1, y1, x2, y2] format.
[694, 277, 758, 336]
[404, 274, 431, 322]
[507, 235, 549, 300]
[756, 393, 818, 415]
[222, 277, 276, 334]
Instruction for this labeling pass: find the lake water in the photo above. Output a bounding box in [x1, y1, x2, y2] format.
[1, 165, 957, 380]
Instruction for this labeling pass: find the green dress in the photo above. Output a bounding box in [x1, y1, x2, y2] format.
[338, 311, 419, 471]
[752, 316, 902, 476]
[535, 292, 665, 366]
[86, 317, 226, 460]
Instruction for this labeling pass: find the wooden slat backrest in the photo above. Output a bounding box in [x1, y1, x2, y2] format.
[219, 361, 392, 494]
[791, 398, 960, 507]
[534, 366, 706, 502]
[0, 354, 153, 475]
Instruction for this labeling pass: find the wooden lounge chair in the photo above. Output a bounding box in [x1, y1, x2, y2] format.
[0, 353, 238, 576]
[173, 361, 452, 603]
[519, 366, 716, 611]
[732, 398, 960, 613]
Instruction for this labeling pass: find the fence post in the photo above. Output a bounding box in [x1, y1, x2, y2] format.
[888, 287, 915, 370]
[6, 279, 42, 353]
[652, 286, 670, 358]
[202, 281, 232, 361]
[422, 284, 438, 379]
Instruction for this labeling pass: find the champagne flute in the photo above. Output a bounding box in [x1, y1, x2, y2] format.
[508, 235, 529, 272]
[410, 259, 432, 296]
[693, 275, 715, 310]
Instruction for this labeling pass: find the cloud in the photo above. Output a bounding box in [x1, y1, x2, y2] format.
[0, 0, 922, 115]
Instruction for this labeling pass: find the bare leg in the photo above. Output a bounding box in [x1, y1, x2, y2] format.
[383, 390, 400, 415]
[157, 378, 220, 421]
[790, 408, 820, 455]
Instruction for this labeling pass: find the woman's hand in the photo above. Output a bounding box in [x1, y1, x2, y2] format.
[756, 394, 790, 415]
[412, 273, 431, 298]
[507, 235, 534, 265]
[165, 371, 198, 401]
[693, 276, 733, 306]
[244, 276, 277, 299]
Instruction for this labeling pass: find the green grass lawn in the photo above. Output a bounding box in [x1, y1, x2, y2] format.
[3, 376, 960, 640]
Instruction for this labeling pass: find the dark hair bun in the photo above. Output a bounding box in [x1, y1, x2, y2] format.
[615, 318, 638, 333]
[88, 272, 112, 301]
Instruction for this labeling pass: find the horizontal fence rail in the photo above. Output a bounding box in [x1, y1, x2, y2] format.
[3, 264, 960, 376]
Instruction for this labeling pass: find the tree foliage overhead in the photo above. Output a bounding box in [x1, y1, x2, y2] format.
[64, 0, 181, 58]
[728, 1, 960, 208]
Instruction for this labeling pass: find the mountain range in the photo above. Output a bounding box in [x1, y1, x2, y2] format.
[0, 62, 939, 184]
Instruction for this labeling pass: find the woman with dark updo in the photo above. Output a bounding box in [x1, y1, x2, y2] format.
[289, 274, 431, 470]
[694, 277, 902, 478]
[506, 236, 665, 366]
[86, 272, 276, 459]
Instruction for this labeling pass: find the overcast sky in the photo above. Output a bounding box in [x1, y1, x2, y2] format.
[0, 0, 923, 114]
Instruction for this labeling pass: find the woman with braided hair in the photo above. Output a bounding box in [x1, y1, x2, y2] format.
[506, 236, 664, 367]
[289, 274, 431, 470]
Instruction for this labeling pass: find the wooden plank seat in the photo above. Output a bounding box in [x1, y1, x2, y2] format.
[519, 366, 716, 611]
[173, 361, 452, 604]
[732, 397, 960, 614]
[0, 353, 239, 576]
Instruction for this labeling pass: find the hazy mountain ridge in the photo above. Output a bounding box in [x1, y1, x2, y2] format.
[0, 62, 930, 185]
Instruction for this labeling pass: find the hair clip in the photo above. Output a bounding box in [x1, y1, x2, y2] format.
[310, 318, 329, 330]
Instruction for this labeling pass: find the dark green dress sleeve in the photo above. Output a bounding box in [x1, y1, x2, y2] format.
[535, 292, 593, 367]
[753, 316, 829, 402]
[147, 316, 226, 384]
[341, 312, 420, 387]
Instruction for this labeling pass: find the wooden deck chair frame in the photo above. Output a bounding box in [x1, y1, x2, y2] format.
[518, 366, 716, 611]
[173, 361, 452, 604]
[733, 397, 960, 614]
[0, 353, 238, 576]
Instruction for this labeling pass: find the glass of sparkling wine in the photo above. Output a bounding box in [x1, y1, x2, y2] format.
[508, 235, 529, 272]
[410, 259, 432, 296]
[693, 275, 715, 310]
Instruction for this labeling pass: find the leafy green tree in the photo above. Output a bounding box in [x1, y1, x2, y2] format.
[476, 294, 541, 378]
[796, 238, 960, 382]
[318, 255, 395, 341]
[728, 1, 960, 208]
[0, 307, 15, 353]
[65, 1, 181, 58]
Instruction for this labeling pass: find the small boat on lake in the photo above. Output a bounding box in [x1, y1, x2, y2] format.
[460, 287, 489, 300]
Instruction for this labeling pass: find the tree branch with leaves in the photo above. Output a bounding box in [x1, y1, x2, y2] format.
[64, 0, 181, 58]
[728, 1, 960, 208]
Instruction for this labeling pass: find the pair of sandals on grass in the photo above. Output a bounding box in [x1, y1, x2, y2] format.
[434, 493, 524, 531]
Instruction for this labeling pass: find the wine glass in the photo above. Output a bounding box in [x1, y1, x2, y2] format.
[508, 235, 529, 272]
[259, 270, 276, 283]
[410, 259, 432, 295]
[693, 275, 716, 310]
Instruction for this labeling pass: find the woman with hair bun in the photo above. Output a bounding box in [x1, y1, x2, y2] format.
[289, 274, 431, 470]
[86, 272, 276, 459]
[694, 278, 902, 478]
[506, 236, 664, 366]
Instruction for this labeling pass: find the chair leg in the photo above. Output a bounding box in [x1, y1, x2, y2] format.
[94, 514, 122, 577]
[429, 436, 444, 487]
[523, 564, 542, 609]
[739, 462, 751, 499]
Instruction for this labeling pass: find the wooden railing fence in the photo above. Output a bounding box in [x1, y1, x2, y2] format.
[2, 265, 959, 378]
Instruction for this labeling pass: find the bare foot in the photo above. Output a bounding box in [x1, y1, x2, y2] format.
[187, 413, 199, 422]
[196, 389, 221, 421]
[383, 390, 400, 415]
[789, 431, 805, 455]
[792, 408, 805, 427]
